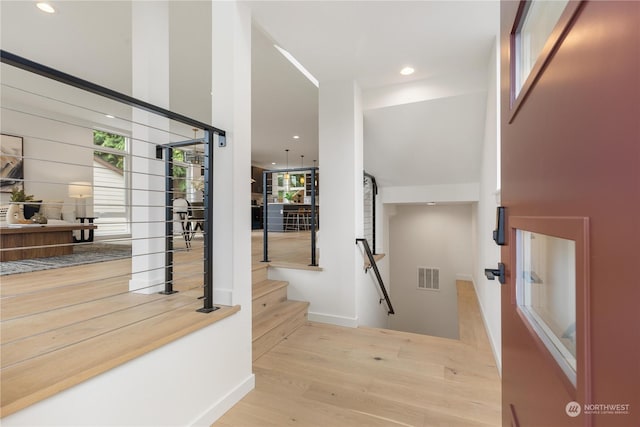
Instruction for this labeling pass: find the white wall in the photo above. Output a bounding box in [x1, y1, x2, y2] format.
[2, 316, 254, 427]
[472, 37, 502, 372]
[388, 204, 474, 339]
[381, 183, 479, 205]
[0, 109, 92, 213]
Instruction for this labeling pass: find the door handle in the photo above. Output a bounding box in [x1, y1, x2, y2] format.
[493, 206, 506, 245]
[484, 263, 506, 284]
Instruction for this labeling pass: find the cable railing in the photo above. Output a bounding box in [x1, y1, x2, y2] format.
[0, 50, 228, 394]
[261, 166, 319, 267]
[356, 238, 394, 315]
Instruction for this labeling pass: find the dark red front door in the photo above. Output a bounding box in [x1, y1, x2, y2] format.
[500, 1, 640, 426]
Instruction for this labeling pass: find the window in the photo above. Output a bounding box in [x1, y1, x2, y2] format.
[516, 230, 576, 384]
[93, 130, 130, 236]
[510, 0, 582, 119]
[515, 0, 569, 97]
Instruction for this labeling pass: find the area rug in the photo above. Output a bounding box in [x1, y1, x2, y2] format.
[0, 243, 132, 276]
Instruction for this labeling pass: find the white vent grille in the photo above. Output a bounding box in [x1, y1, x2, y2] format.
[418, 267, 440, 291]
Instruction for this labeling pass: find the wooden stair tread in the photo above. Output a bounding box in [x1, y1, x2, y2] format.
[253, 300, 309, 341]
[252, 279, 288, 300]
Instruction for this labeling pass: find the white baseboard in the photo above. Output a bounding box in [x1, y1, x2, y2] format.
[190, 373, 255, 426]
[308, 311, 358, 328]
[470, 277, 502, 377]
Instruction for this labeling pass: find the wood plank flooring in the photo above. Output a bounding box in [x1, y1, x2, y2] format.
[216, 281, 501, 427]
[0, 231, 315, 417]
[0, 237, 239, 417]
[252, 230, 319, 267]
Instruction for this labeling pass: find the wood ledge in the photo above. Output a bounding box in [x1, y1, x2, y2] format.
[1, 304, 240, 418]
[267, 261, 323, 271]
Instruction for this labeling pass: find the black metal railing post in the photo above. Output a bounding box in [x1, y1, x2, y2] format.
[262, 170, 270, 262]
[310, 167, 317, 266]
[356, 238, 394, 315]
[198, 130, 218, 313]
[161, 146, 177, 295]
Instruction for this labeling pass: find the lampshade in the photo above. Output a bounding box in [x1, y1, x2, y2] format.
[68, 181, 92, 199]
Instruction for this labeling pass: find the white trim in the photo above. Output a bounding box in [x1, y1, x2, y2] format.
[189, 374, 255, 426]
[212, 288, 233, 306]
[307, 311, 358, 328]
[471, 278, 502, 377]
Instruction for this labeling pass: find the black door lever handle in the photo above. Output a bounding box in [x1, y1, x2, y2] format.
[484, 263, 506, 284]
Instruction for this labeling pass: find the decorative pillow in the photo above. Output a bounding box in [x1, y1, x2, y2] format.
[40, 200, 64, 220]
[24, 200, 43, 219]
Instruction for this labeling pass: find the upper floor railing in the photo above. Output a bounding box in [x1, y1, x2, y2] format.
[261, 166, 319, 267]
[1, 49, 224, 313]
[363, 171, 378, 255]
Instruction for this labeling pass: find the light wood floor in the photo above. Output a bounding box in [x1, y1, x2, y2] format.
[0, 237, 241, 417]
[252, 230, 319, 268]
[215, 281, 501, 427]
[0, 231, 319, 416]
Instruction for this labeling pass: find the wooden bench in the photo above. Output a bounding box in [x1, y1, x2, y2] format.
[0, 224, 97, 262]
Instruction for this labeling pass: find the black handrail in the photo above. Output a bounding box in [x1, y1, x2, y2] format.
[363, 171, 377, 254]
[0, 50, 225, 139]
[356, 238, 394, 315]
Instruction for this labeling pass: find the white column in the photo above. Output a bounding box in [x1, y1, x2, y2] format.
[211, 2, 252, 311]
[316, 80, 363, 323]
[129, 2, 170, 293]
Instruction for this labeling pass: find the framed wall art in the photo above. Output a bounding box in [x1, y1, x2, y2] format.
[0, 134, 24, 193]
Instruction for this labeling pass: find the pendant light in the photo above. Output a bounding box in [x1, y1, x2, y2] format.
[284, 149, 290, 180]
[300, 155, 305, 185]
[313, 160, 318, 187]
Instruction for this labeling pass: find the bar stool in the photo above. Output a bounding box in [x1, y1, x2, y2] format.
[284, 208, 298, 231]
[299, 208, 311, 230]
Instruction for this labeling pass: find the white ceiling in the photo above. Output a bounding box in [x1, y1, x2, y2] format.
[251, 26, 319, 169]
[0, 1, 499, 187]
[249, 1, 498, 89]
[248, 1, 499, 186]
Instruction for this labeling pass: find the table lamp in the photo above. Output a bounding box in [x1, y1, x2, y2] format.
[68, 181, 92, 217]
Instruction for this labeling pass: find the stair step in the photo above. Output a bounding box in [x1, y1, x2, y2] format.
[252, 263, 269, 284]
[252, 300, 309, 361]
[253, 279, 288, 301]
[253, 280, 289, 318]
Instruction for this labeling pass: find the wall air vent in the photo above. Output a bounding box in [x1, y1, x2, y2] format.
[418, 267, 440, 291]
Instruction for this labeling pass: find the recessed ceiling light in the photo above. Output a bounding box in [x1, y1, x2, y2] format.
[105, 114, 115, 119]
[36, 2, 55, 13]
[400, 66, 415, 76]
[271, 162, 277, 165]
[293, 135, 300, 140]
[427, 202, 436, 206]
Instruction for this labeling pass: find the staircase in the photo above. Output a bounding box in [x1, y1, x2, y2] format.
[252, 264, 309, 361]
